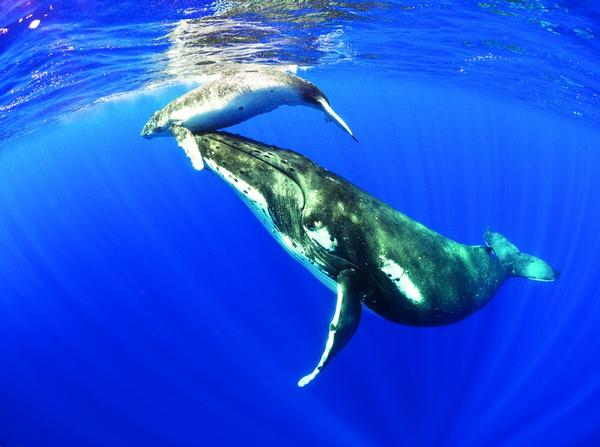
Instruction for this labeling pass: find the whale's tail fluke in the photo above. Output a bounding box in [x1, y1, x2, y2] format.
[485, 230, 558, 282]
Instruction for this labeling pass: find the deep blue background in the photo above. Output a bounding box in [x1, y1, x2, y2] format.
[1, 72, 600, 445]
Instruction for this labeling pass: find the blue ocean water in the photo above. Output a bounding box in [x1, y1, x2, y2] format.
[1, 1, 600, 446]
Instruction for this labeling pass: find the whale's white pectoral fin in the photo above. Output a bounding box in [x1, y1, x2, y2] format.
[298, 269, 362, 387]
[316, 97, 358, 142]
[171, 124, 204, 170]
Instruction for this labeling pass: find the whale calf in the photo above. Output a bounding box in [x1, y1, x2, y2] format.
[158, 131, 557, 386]
[141, 66, 357, 169]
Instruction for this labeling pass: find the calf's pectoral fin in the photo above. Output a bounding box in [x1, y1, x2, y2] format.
[171, 124, 204, 170]
[316, 97, 358, 142]
[298, 269, 363, 387]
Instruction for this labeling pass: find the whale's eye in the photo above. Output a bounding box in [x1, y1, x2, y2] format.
[238, 106, 244, 111]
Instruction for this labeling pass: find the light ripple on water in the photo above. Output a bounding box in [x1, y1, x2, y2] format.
[0, 0, 599, 141]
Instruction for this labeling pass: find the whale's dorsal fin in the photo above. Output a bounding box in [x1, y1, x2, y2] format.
[298, 269, 363, 387]
[171, 124, 204, 170]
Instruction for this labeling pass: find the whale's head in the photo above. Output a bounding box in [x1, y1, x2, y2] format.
[195, 132, 312, 214]
[141, 110, 171, 138]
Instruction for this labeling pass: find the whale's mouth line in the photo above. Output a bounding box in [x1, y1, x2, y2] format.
[199, 132, 303, 186]
[198, 131, 308, 215]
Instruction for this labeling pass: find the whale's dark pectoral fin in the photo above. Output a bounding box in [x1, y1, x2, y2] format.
[171, 124, 204, 170]
[298, 269, 363, 387]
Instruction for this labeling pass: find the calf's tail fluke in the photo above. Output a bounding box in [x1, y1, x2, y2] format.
[484, 230, 558, 282]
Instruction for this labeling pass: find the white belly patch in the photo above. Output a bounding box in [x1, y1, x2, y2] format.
[380, 258, 423, 304]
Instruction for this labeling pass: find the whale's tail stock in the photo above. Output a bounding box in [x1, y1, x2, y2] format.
[484, 230, 558, 282]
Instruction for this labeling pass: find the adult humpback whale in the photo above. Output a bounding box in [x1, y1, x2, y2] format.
[158, 131, 557, 387]
[141, 66, 357, 169]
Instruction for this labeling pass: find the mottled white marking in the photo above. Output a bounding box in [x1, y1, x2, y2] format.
[204, 157, 336, 292]
[380, 258, 423, 304]
[205, 160, 269, 211]
[281, 234, 300, 254]
[281, 237, 337, 292]
[28, 19, 40, 29]
[306, 222, 337, 252]
[298, 280, 344, 387]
